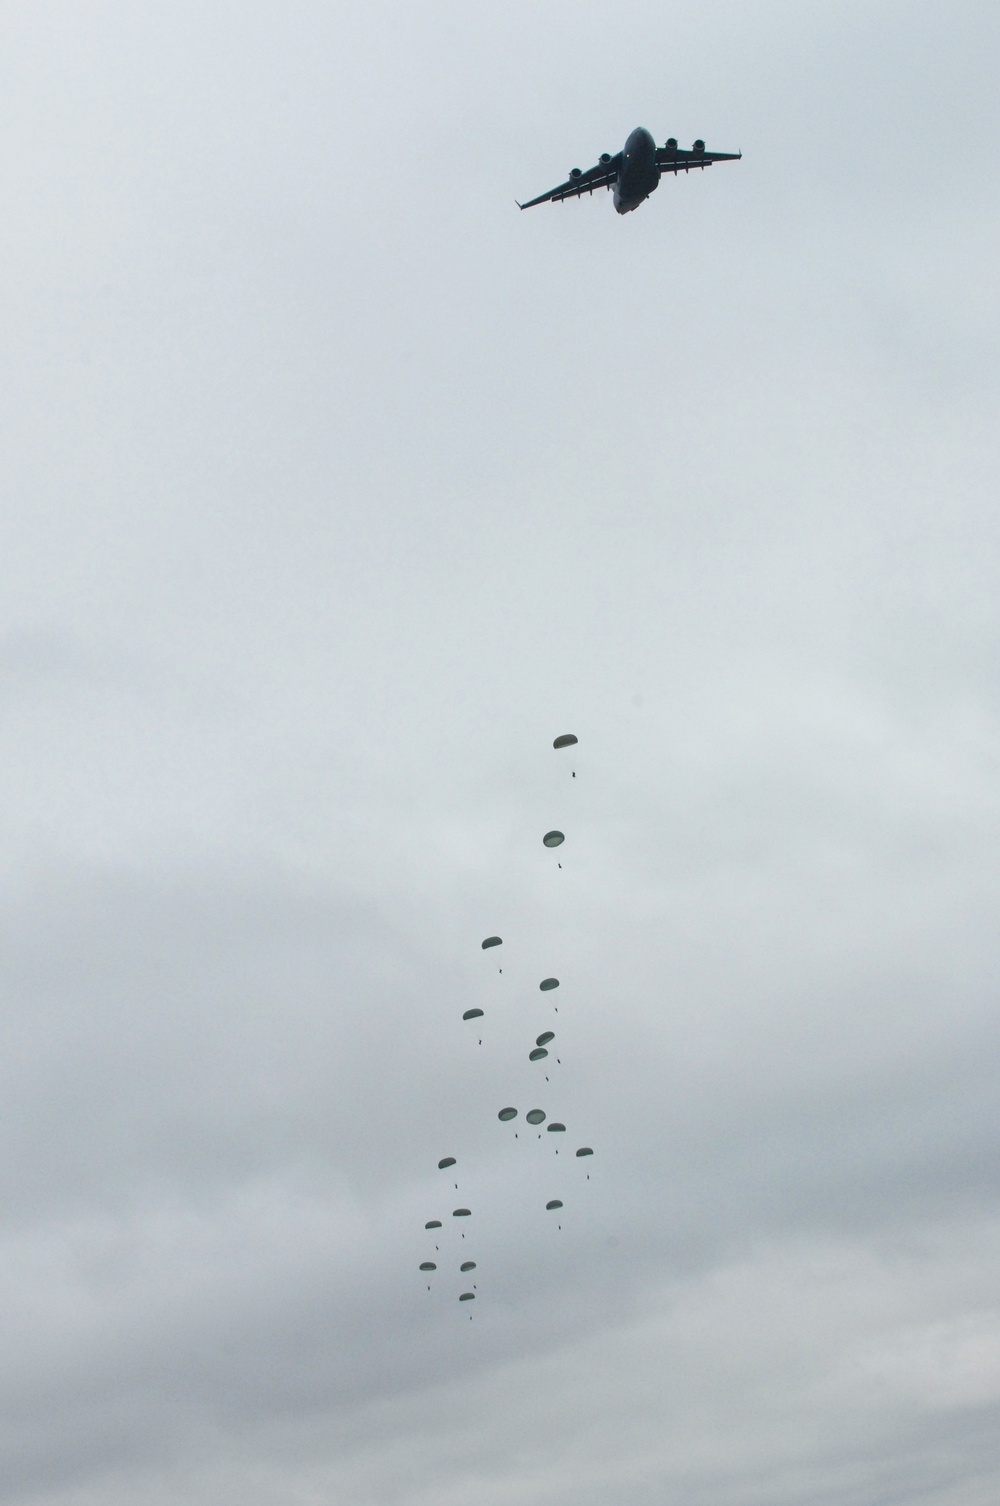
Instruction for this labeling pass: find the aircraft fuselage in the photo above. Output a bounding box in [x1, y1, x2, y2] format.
[613, 126, 659, 214]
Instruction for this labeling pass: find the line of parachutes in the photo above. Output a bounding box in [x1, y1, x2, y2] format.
[418, 734, 595, 1315]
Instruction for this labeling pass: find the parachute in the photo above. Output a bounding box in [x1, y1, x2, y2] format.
[415, 734, 599, 1311]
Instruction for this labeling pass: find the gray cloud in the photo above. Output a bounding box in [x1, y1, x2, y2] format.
[0, 1, 998, 1501]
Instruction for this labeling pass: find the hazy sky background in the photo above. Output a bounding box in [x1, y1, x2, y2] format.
[1, 3, 999, 1502]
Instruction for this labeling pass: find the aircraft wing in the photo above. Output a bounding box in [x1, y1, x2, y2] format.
[518, 153, 621, 210]
[656, 142, 741, 174]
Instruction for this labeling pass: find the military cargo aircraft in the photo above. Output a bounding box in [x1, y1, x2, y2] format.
[518, 126, 741, 215]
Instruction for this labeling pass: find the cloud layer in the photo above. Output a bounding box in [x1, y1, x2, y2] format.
[1, 2, 998, 1501]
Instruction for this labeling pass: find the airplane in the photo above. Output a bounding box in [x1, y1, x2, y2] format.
[518, 126, 741, 215]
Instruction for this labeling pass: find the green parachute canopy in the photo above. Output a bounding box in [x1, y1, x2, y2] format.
[539, 977, 559, 991]
[526, 1109, 546, 1126]
[553, 734, 578, 749]
[419, 1262, 437, 1271]
[546, 1200, 563, 1211]
[438, 1157, 456, 1170]
[536, 1031, 555, 1047]
[459, 1292, 475, 1301]
[463, 1007, 484, 1020]
[425, 1220, 442, 1229]
[498, 1107, 518, 1121]
[453, 1208, 471, 1217]
[547, 1122, 566, 1132]
[481, 936, 502, 949]
[529, 1047, 549, 1062]
[576, 1147, 594, 1157]
[543, 831, 565, 848]
[460, 1260, 476, 1271]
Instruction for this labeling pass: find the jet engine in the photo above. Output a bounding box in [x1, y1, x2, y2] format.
[665, 137, 678, 150]
[569, 167, 583, 179]
[692, 139, 705, 153]
[599, 152, 612, 164]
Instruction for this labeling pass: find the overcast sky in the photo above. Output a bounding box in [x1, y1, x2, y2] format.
[2, 3, 999, 1502]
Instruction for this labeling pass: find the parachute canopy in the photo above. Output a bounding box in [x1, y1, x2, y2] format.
[529, 1047, 549, 1062]
[536, 1031, 555, 1047]
[459, 1292, 475, 1301]
[543, 831, 565, 848]
[481, 936, 502, 949]
[548, 1122, 566, 1132]
[546, 1200, 563, 1211]
[438, 1157, 456, 1170]
[576, 1147, 594, 1157]
[419, 1262, 437, 1271]
[526, 1109, 546, 1125]
[498, 1107, 518, 1121]
[425, 1220, 442, 1229]
[463, 1008, 484, 1021]
[460, 1260, 477, 1271]
[453, 1208, 471, 1217]
[539, 977, 559, 991]
[553, 734, 578, 749]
